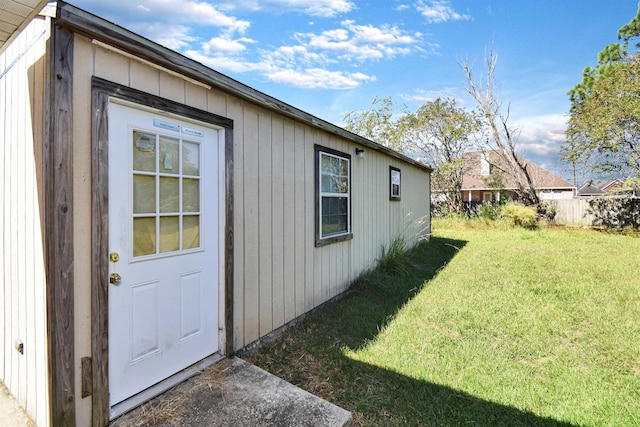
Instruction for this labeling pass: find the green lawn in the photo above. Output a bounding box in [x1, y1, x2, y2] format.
[247, 221, 640, 426]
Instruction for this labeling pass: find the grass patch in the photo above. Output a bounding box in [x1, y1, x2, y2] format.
[247, 222, 640, 426]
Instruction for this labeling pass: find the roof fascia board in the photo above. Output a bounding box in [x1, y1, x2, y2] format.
[54, 1, 431, 172]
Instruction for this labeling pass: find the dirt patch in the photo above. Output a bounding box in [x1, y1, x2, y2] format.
[109, 358, 350, 427]
[110, 359, 231, 427]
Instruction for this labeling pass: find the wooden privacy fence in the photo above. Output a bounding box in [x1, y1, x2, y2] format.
[546, 199, 595, 226]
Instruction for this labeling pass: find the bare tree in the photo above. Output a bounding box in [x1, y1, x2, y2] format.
[462, 50, 541, 207]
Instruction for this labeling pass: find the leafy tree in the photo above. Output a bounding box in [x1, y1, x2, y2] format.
[398, 98, 481, 213]
[462, 50, 541, 207]
[343, 96, 405, 151]
[344, 97, 480, 213]
[564, 5, 640, 189]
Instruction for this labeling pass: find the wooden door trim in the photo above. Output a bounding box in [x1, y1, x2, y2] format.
[90, 77, 234, 425]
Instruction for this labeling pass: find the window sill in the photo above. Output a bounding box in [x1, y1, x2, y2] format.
[315, 233, 353, 247]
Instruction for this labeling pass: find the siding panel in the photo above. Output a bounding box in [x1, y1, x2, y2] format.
[94, 43, 129, 85]
[130, 61, 159, 95]
[31, 24, 48, 426]
[258, 110, 273, 335]
[0, 15, 50, 427]
[304, 126, 314, 312]
[282, 119, 295, 323]
[271, 116, 285, 330]
[207, 88, 227, 118]
[0, 36, 6, 386]
[293, 123, 306, 317]
[242, 105, 260, 345]
[185, 82, 207, 111]
[72, 31, 96, 427]
[228, 97, 245, 349]
[159, 72, 185, 104]
[16, 20, 28, 407]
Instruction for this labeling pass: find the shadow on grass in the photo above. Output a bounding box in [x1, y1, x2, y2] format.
[247, 237, 577, 426]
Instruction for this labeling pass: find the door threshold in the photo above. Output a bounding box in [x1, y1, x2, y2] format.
[110, 353, 225, 420]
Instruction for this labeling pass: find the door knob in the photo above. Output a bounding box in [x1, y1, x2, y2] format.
[110, 273, 122, 284]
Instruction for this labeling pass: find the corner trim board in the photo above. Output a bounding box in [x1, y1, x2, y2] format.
[46, 24, 75, 427]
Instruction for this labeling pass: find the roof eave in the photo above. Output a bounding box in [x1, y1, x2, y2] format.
[0, 0, 51, 55]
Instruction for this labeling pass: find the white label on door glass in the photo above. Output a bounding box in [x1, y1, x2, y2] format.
[182, 127, 204, 138]
[153, 119, 181, 132]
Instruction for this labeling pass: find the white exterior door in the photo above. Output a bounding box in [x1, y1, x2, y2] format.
[108, 100, 220, 406]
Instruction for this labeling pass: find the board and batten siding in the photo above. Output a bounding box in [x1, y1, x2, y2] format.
[70, 32, 429, 423]
[0, 15, 51, 427]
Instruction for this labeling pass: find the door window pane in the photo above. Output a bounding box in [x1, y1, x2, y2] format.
[133, 131, 156, 172]
[182, 141, 200, 176]
[159, 177, 179, 213]
[159, 216, 179, 253]
[159, 137, 179, 174]
[183, 216, 200, 249]
[132, 129, 203, 257]
[183, 178, 200, 212]
[133, 217, 156, 256]
[133, 175, 156, 214]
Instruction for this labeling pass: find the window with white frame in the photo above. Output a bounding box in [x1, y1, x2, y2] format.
[315, 145, 352, 246]
[390, 166, 401, 200]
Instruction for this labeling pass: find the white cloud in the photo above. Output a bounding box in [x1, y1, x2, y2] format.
[400, 87, 464, 104]
[269, 45, 330, 66]
[417, 0, 471, 23]
[188, 20, 421, 89]
[217, 0, 355, 17]
[75, 0, 414, 90]
[283, 0, 355, 17]
[297, 20, 422, 62]
[149, 0, 251, 34]
[266, 68, 375, 89]
[203, 36, 256, 54]
[185, 49, 264, 73]
[512, 114, 567, 156]
[187, 46, 376, 90]
[79, 0, 250, 35]
[134, 23, 197, 50]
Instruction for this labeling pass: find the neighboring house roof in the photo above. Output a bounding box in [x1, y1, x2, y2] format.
[460, 151, 574, 191]
[602, 179, 624, 191]
[577, 179, 624, 196]
[577, 181, 605, 196]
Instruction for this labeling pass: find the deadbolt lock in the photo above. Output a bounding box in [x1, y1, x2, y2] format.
[109, 252, 120, 263]
[110, 273, 122, 284]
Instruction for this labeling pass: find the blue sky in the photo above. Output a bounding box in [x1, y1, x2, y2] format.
[73, 0, 639, 182]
